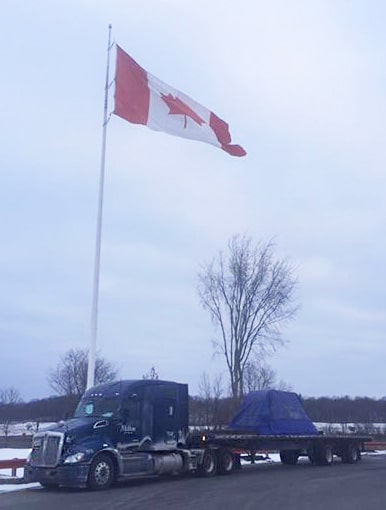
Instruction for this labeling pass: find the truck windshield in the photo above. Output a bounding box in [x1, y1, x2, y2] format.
[74, 397, 120, 418]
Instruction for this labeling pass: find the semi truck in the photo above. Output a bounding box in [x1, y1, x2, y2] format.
[24, 379, 370, 490]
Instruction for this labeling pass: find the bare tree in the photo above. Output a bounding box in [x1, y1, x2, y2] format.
[0, 386, 22, 404]
[0, 421, 10, 438]
[198, 235, 298, 398]
[142, 366, 159, 380]
[243, 361, 276, 392]
[243, 359, 292, 393]
[0, 387, 22, 439]
[198, 372, 224, 427]
[48, 348, 118, 397]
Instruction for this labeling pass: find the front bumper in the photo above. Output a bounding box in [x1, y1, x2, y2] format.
[24, 463, 90, 488]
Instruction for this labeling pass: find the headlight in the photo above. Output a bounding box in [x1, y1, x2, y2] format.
[64, 452, 86, 464]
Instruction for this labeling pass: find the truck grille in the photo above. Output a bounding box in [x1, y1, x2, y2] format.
[30, 432, 64, 467]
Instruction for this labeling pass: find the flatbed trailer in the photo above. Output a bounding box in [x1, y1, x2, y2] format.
[188, 430, 370, 466]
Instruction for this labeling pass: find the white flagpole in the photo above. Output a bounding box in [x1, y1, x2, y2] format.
[87, 25, 113, 389]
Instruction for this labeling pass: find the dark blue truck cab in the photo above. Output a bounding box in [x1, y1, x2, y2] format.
[24, 380, 194, 489]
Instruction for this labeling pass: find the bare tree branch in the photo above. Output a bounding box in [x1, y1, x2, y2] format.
[198, 235, 298, 397]
[0, 387, 22, 404]
[243, 359, 293, 393]
[48, 348, 118, 397]
[142, 366, 159, 380]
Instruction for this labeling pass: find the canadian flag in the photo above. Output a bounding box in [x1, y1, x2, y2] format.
[113, 45, 246, 157]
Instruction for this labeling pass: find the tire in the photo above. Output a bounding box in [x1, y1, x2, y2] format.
[217, 449, 234, 475]
[341, 443, 360, 464]
[87, 453, 115, 490]
[197, 449, 217, 477]
[315, 444, 333, 466]
[279, 450, 300, 465]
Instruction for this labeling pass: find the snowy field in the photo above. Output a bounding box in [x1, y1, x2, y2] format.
[0, 422, 56, 436]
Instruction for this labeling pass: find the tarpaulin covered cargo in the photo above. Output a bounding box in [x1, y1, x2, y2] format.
[229, 390, 318, 435]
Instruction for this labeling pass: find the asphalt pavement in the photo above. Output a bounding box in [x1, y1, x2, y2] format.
[1, 453, 385, 510]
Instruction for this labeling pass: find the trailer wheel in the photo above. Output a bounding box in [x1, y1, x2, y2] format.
[217, 449, 234, 475]
[342, 443, 360, 464]
[315, 444, 333, 466]
[197, 449, 217, 477]
[279, 450, 300, 465]
[87, 453, 115, 490]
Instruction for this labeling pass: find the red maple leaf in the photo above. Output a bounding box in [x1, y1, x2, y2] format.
[161, 93, 205, 128]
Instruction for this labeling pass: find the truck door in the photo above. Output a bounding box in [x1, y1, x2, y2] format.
[153, 391, 178, 448]
[116, 394, 152, 475]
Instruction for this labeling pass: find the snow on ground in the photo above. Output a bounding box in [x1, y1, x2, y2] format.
[314, 423, 386, 434]
[0, 448, 31, 477]
[0, 422, 57, 437]
[0, 448, 40, 493]
[0, 482, 40, 493]
[0, 422, 57, 493]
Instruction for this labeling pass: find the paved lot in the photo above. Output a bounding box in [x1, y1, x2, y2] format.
[1, 454, 386, 510]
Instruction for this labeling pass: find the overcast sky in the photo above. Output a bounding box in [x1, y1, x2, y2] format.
[1, 0, 385, 401]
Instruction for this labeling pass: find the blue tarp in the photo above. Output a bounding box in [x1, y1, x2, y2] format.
[229, 390, 318, 435]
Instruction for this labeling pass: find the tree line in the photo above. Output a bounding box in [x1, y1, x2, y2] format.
[1, 393, 386, 430]
[303, 396, 386, 425]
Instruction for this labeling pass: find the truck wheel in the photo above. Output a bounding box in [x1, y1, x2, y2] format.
[197, 449, 217, 477]
[342, 443, 360, 464]
[279, 450, 299, 465]
[87, 453, 115, 490]
[316, 444, 333, 466]
[217, 449, 234, 475]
